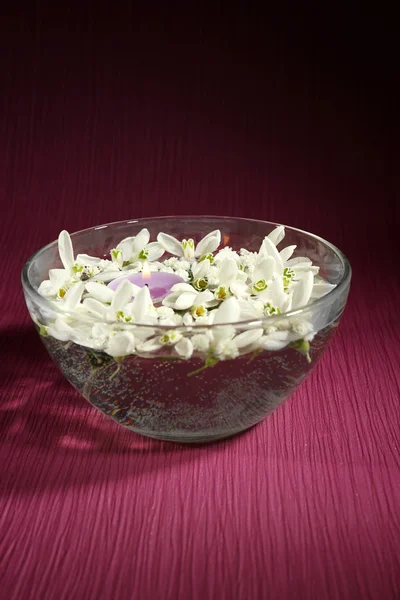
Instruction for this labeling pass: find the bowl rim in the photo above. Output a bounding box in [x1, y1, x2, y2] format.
[21, 215, 352, 329]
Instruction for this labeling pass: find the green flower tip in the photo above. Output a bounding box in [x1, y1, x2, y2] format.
[193, 277, 208, 291]
[253, 279, 268, 293]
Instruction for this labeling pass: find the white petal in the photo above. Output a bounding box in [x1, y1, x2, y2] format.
[58, 230, 74, 271]
[76, 254, 101, 266]
[47, 317, 74, 341]
[291, 271, 314, 309]
[136, 338, 163, 353]
[92, 270, 123, 282]
[49, 268, 69, 288]
[286, 256, 312, 267]
[310, 281, 336, 299]
[157, 232, 184, 257]
[234, 328, 264, 349]
[85, 282, 114, 303]
[175, 337, 194, 359]
[37, 280, 55, 297]
[279, 245, 296, 262]
[267, 225, 285, 246]
[260, 337, 290, 351]
[195, 230, 221, 257]
[193, 290, 214, 307]
[117, 236, 136, 247]
[293, 264, 320, 275]
[106, 331, 135, 357]
[174, 292, 198, 310]
[170, 282, 195, 293]
[111, 280, 134, 310]
[131, 285, 153, 322]
[183, 313, 193, 326]
[63, 282, 84, 310]
[218, 258, 239, 285]
[260, 237, 283, 273]
[268, 277, 285, 307]
[117, 240, 133, 262]
[192, 259, 210, 280]
[253, 257, 275, 282]
[82, 298, 108, 318]
[146, 242, 165, 261]
[230, 280, 249, 299]
[92, 322, 111, 340]
[131, 228, 150, 254]
[213, 297, 241, 324]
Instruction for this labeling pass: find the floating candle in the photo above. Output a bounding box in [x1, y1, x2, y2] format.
[107, 271, 184, 302]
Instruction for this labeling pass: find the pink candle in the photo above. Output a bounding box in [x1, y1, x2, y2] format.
[108, 271, 184, 302]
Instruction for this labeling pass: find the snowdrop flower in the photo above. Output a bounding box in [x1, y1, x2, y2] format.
[38, 231, 119, 298]
[257, 277, 292, 314]
[291, 271, 314, 309]
[175, 337, 194, 359]
[259, 330, 293, 351]
[157, 230, 221, 259]
[136, 329, 183, 354]
[105, 330, 136, 357]
[310, 278, 336, 299]
[162, 283, 216, 311]
[83, 281, 156, 325]
[111, 228, 165, 267]
[37, 224, 337, 364]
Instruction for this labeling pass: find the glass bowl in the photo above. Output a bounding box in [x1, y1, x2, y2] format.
[22, 217, 351, 443]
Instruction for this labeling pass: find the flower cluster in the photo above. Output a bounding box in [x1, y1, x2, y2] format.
[36, 226, 336, 363]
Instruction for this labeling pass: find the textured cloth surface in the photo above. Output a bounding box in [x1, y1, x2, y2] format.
[0, 8, 399, 600]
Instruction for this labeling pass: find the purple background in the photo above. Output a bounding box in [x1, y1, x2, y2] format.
[1, 7, 399, 599]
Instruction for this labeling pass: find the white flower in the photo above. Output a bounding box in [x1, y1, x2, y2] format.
[111, 228, 165, 266]
[258, 236, 284, 275]
[259, 330, 292, 351]
[157, 230, 221, 259]
[217, 258, 239, 286]
[291, 271, 314, 309]
[211, 297, 241, 350]
[257, 277, 292, 314]
[156, 306, 175, 320]
[37, 224, 339, 363]
[310, 278, 336, 299]
[213, 296, 241, 324]
[83, 280, 156, 325]
[136, 329, 183, 354]
[191, 258, 211, 281]
[162, 283, 215, 311]
[214, 338, 239, 360]
[233, 328, 264, 349]
[38, 231, 120, 298]
[191, 333, 211, 352]
[175, 337, 194, 359]
[105, 331, 135, 357]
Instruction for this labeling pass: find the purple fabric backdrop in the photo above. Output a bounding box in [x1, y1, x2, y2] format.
[1, 7, 399, 599]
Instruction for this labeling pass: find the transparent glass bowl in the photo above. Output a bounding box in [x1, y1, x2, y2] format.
[22, 217, 351, 443]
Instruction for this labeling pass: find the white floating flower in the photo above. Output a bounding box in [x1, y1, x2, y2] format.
[175, 337, 194, 359]
[36, 224, 337, 365]
[111, 228, 165, 267]
[291, 271, 314, 309]
[157, 230, 221, 259]
[106, 331, 135, 357]
[162, 283, 215, 311]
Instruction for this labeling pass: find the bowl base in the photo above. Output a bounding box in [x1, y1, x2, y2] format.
[126, 425, 253, 444]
